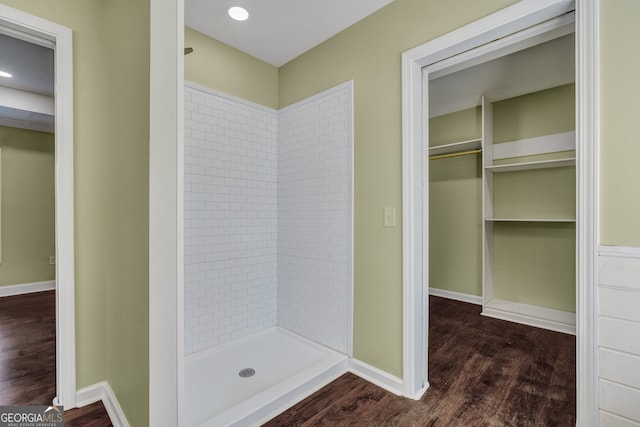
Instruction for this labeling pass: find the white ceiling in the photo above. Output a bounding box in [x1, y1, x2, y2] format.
[185, 0, 394, 67]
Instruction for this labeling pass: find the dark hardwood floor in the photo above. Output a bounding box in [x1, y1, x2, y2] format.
[2, 292, 575, 426]
[0, 291, 112, 426]
[64, 401, 112, 426]
[0, 291, 56, 406]
[265, 296, 576, 426]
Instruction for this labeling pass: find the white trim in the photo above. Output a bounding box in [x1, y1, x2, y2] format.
[492, 131, 576, 160]
[347, 80, 355, 358]
[0, 281, 55, 297]
[426, 12, 575, 80]
[184, 80, 277, 114]
[220, 358, 348, 427]
[0, 4, 76, 410]
[76, 381, 130, 427]
[149, 0, 184, 424]
[348, 358, 404, 397]
[402, 0, 598, 419]
[599, 246, 640, 260]
[278, 80, 354, 113]
[0, 118, 54, 133]
[482, 299, 576, 335]
[429, 288, 482, 305]
[576, 0, 599, 424]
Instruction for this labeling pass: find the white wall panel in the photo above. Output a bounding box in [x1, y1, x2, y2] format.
[184, 84, 279, 355]
[277, 82, 353, 353]
[598, 247, 640, 424]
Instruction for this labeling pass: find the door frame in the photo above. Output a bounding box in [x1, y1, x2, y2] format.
[400, 0, 598, 424]
[0, 5, 76, 408]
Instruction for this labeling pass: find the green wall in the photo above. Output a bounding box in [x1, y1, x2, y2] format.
[600, 0, 640, 246]
[429, 108, 483, 296]
[427, 85, 575, 312]
[0, 1, 149, 425]
[0, 126, 55, 287]
[185, 27, 278, 109]
[492, 85, 576, 313]
[278, 0, 519, 378]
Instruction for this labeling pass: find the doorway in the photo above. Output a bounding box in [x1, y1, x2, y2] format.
[0, 5, 75, 408]
[401, 0, 598, 424]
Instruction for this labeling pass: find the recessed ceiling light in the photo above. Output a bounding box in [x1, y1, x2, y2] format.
[228, 6, 249, 21]
[0, 70, 12, 78]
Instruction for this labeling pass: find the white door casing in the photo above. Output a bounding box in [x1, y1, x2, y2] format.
[0, 5, 76, 408]
[401, 1, 598, 425]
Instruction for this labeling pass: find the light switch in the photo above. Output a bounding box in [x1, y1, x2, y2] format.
[384, 207, 396, 227]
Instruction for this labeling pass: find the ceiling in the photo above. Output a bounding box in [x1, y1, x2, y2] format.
[0, 32, 54, 132]
[185, 0, 394, 67]
[429, 32, 575, 118]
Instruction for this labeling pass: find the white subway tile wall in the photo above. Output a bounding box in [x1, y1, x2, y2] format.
[278, 84, 353, 353]
[184, 82, 353, 356]
[184, 85, 279, 355]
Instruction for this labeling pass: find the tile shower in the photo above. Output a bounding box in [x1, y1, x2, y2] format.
[183, 81, 353, 426]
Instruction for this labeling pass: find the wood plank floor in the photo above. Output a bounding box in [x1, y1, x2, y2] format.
[0, 291, 112, 426]
[265, 296, 576, 426]
[0, 291, 56, 406]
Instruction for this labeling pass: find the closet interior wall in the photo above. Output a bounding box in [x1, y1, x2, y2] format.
[429, 82, 576, 330]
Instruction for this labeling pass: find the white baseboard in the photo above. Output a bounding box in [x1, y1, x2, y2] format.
[429, 287, 482, 305]
[348, 358, 403, 396]
[76, 381, 130, 427]
[482, 299, 576, 335]
[0, 281, 55, 297]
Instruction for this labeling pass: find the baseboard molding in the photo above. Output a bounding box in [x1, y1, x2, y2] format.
[0, 281, 55, 297]
[76, 381, 130, 427]
[482, 299, 576, 335]
[348, 358, 403, 396]
[429, 288, 482, 305]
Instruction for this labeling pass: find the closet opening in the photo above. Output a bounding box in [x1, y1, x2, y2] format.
[425, 14, 577, 423]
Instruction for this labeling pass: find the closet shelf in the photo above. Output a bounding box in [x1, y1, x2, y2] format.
[429, 138, 482, 156]
[485, 157, 575, 172]
[485, 218, 576, 223]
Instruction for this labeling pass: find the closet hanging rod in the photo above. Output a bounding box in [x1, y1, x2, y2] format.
[429, 149, 482, 161]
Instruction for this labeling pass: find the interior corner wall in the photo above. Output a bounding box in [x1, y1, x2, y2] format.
[183, 81, 353, 356]
[277, 83, 353, 354]
[184, 26, 279, 110]
[184, 84, 279, 355]
[0, 1, 150, 425]
[277, 0, 519, 378]
[0, 125, 55, 287]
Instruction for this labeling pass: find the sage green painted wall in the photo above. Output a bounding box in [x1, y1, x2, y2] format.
[492, 85, 576, 313]
[493, 84, 575, 143]
[185, 27, 278, 109]
[0, 126, 55, 287]
[600, 0, 640, 246]
[428, 84, 575, 312]
[278, 0, 519, 377]
[0, 1, 149, 425]
[429, 108, 482, 296]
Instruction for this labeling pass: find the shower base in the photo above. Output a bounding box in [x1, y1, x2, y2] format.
[184, 327, 348, 426]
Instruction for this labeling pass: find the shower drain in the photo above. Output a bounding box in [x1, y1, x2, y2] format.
[238, 368, 256, 378]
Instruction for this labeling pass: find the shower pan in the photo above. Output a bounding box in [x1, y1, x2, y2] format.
[183, 81, 354, 425]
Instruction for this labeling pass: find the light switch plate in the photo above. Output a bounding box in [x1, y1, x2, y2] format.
[384, 207, 396, 227]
